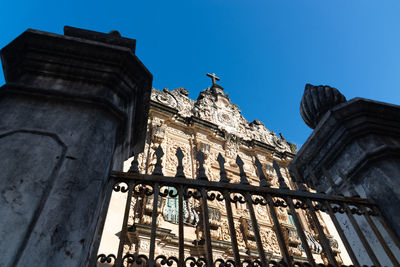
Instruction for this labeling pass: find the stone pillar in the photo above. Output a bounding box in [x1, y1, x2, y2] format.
[289, 84, 400, 265]
[0, 26, 152, 267]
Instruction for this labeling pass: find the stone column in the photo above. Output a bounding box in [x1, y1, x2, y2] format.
[289, 84, 400, 265]
[0, 26, 152, 267]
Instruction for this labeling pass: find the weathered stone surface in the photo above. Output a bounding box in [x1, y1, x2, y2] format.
[0, 27, 152, 267]
[290, 97, 400, 265]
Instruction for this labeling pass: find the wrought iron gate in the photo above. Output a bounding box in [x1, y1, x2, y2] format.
[96, 146, 400, 267]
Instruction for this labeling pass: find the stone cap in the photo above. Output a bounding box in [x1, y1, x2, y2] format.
[290, 97, 400, 188]
[64, 26, 136, 53]
[0, 27, 153, 158]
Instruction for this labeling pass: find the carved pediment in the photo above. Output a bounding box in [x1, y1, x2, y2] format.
[150, 85, 293, 154]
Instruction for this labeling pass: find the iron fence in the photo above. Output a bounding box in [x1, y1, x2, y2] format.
[96, 146, 400, 267]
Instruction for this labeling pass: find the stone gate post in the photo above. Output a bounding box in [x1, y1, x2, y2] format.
[289, 84, 400, 265]
[0, 26, 152, 267]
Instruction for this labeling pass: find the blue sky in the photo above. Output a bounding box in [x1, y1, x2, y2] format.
[1, 0, 399, 148]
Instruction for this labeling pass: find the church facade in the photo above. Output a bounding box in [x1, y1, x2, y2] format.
[98, 75, 343, 265]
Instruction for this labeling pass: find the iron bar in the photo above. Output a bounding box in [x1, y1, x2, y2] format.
[305, 199, 338, 266]
[343, 203, 381, 267]
[115, 185, 133, 267]
[373, 206, 400, 250]
[110, 171, 372, 205]
[245, 192, 268, 267]
[148, 183, 160, 267]
[361, 205, 400, 266]
[200, 188, 214, 266]
[324, 201, 360, 267]
[264, 194, 291, 265]
[178, 185, 185, 266]
[223, 190, 241, 266]
[273, 160, 289, 189]
[286, 196, 316, 266]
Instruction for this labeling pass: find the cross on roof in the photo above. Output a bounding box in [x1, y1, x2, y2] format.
[206, 73, 220, 86]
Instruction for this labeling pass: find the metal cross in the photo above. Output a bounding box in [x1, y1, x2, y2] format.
[206, 73, 220, 86]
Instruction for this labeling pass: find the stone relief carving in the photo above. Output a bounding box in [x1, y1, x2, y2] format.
[151, 124, 166, 144]
[151, 88, 178, 109]
[240, 217, 255, 241]
[255, 204, 270, 222]
[150, 87, 293, 154]
[225, 134, 238, 158]
[260, 227, 280, 253]
[305, 231, 323, 254]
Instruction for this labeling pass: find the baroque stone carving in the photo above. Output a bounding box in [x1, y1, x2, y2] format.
[150, 86, 293, 154]
[152, 124, 166, 144]
[305, 231, 323, 254]
[240, 217, 255, 241]
[260, 227, 280, 253]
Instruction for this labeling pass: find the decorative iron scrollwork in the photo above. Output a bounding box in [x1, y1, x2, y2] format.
[350, 205, 364, 215]
[155, 255, 179, 266]
[251, 195, 267, 206]
[97, 254, 116, 264]
[207, 191, 224, 201]
[230, 193, 246, 204]
[184, 188, 202, 200]
[122, 253, 148, 265]
[184, 256, 207, 266]
[313, 201, 328, 212]
[293, 199, 308, 210]
[133, 184, 154, 196]
[214, 258, 236, 266]
[160, 187, 179, 198]
[241, 259, 262, 266]
[331, 203, 345, 214]
[113, 182, 129, 193]
[273, 198, 288, 207]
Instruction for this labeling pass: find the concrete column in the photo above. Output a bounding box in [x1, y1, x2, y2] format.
[289, 84, 400, 266]
[0, 26, 152, 267]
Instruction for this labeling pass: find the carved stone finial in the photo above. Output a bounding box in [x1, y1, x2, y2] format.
[254, 157, 270, 187]
[196, 151, 208, 180]
[236, 155, 249, 185]
[272, 160, 289, 189]
[152, 145, 164, 175]
[175, 147, 185, 178]
[217, 153, 229, 183]
[300, 84, 346, 129]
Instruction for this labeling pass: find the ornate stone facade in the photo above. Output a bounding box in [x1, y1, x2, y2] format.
[102, 81, 343, 265]
[150, 86, 295, 154]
